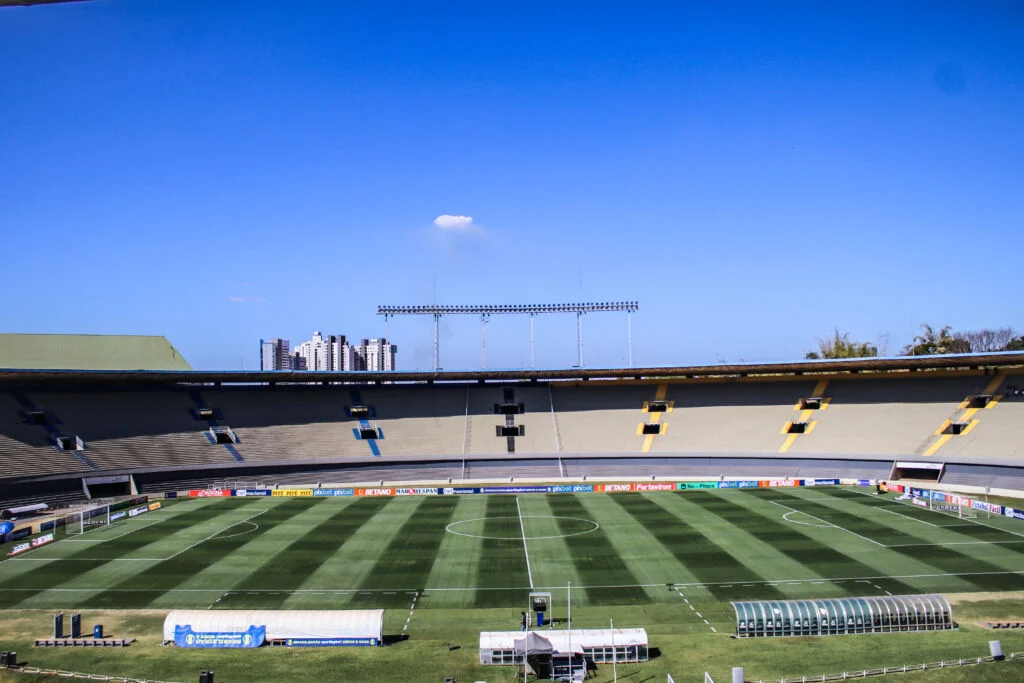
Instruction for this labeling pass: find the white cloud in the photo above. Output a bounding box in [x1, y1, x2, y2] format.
[433, 214, 474, 230]
[227, 295, 264, 304]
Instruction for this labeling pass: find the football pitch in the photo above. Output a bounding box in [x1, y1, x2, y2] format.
[4, 486, 1024, 615]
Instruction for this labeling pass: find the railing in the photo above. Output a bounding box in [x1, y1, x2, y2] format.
[3, 664, 180, 682]
[755, 651, 1023, 682]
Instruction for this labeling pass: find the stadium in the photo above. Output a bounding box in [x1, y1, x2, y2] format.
[2, 334, 1024, 682]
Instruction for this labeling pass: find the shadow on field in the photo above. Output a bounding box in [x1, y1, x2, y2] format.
[383, 634, 408, 646]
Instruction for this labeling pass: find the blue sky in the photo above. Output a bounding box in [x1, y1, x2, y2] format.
[2, 1, 1022, 370]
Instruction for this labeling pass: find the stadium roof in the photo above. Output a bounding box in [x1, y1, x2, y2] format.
[0, 350, 1021, 386]
[0, 334, 192, 371]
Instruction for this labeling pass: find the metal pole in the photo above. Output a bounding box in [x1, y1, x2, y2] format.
[627, 311, 633, 368]
[481, 314, 487, 369]
[530, 314, 535, 368]
[433, 314, 440, 371]
[384, 314, 389, 341]
[577, 311, 584, 368]
[611, 618, 617, 682]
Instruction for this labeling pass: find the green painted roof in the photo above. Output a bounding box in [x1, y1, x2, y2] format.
[0, 334, 192, 371]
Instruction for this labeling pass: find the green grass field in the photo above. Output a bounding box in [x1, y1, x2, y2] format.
[2, 486, 1024, 681]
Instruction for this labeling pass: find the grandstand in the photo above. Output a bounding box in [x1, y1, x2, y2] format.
[2, 343, 1024, 506]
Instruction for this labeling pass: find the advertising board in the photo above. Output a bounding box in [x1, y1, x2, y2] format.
[548, 484, 594, 493]
[190, 489, 230, 498]
[356, 488, 395, 496]
[32, 533, 54, 548]
[678, 482, 717, 490]
[1008, 508, 1024, 521]
[441, 487, 480, 495]
[272, 489, 313, 497]
[596, 483, 634, 492]
[233, 489, 272, 497]
[395, 488, 440, 496]
[129, 505, 149, 518]
[174, 625, 265, 649]
[480, 486, 548, 494]
[110, 511, 127, 522]
[633, 482, 676, 492]
[912, 498, 928, 508]
[806, 479, 841, 487]
[148, 502, 162, 511]
[761, 480, 799, 488]
[165, 491, 178, 498]
[312, 488, 356, 497]
[284, 637, 378, 647]
[6, 542, 31, 557]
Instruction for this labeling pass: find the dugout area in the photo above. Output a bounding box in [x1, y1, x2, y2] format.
[733, 595, 954, 638]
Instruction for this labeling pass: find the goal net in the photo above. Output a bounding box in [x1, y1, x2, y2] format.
[63, 505, 109, 537]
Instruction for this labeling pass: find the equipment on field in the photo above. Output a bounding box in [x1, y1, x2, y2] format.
[529, 591, 552, 628]
[53, 613, 64, 639]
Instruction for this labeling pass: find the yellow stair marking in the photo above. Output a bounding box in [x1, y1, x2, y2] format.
[779, 380, 829, 453]
[924, 376, 1006, 456]
[642, 384, 668, 453]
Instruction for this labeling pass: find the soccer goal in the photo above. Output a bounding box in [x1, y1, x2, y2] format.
[63, 505, 110, 537]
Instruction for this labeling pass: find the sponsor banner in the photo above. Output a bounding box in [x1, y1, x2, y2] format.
[32, 533, 54, 548]
[718, 481, 741, 489]
[441, 487, 480, 495]
[284, 637, 378, 647]
[678, 482, 718, 490]
[548, 484, 594, 493]
[596, 483, 635, 492]
[165, 491, 178, 499]
[718, 480, 761, 489]
[110, 511, 127, 522]
[10, 527, 31, 540]
[909, 488, 925, 498]
[40, 521, 54, 532]
[312, 488, 356, 497]
[190, 489, 231, 498]
[174, 625, 265, 649]
[972, 499, 987, 511]
[1008, 508, 1024, 521]
[912, 498, 929, 508]
[7, 542, 31, 557]
[479, 486, 548, 494]
[857, 479, 873, 487]
[987, 503, 1004, 515]
[271, 489, 314, 497]
[233, 489, 273, 497]
[760, 480, 800, 488]
[395, 487, 440, 496]
[148, 502, 162, 511]
[807, 479, 841, 487]
[929, 490, 946, 501]
[355, 488, 395, 497]
[633, 482, 676, 492]
[129, 505, 149, 518]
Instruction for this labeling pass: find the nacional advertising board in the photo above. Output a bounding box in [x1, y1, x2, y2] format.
[272, 489, 313, 497]
[441, 487, 480, 495]
[284, 637, 378, 647]
[174, 625, 265, 649]
[1005, 508, 1024, 521]
[190, 489, 231, 497]
[806, 479, 841, 487]
[233, 489, 272, 497]
[312, 488, 355, 497]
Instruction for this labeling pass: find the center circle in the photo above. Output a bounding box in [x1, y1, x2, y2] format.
[445, 515, 600, 541]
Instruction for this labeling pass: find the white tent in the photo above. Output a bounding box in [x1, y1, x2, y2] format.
[164, 610, 383, 646]
[480, 628, 648, 665]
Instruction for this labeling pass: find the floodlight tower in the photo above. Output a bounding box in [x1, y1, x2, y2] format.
[377, 302, 639, 370]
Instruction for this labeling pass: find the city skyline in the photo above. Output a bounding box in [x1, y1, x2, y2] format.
[261, 332, 397, 372]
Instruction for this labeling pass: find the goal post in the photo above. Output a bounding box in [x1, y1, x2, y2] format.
[63, 504, 110, 537]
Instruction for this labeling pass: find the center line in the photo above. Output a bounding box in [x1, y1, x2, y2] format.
[516, 496, 534, 589]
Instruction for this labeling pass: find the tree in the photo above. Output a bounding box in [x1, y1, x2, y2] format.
[955, 327, 1019, 353]
[901, 324, 970, 355]
[1005, 336, 1024, 351]
[805, 329, 878, 360]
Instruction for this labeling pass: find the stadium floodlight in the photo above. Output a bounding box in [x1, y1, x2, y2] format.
[378, 301, 639, 370]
